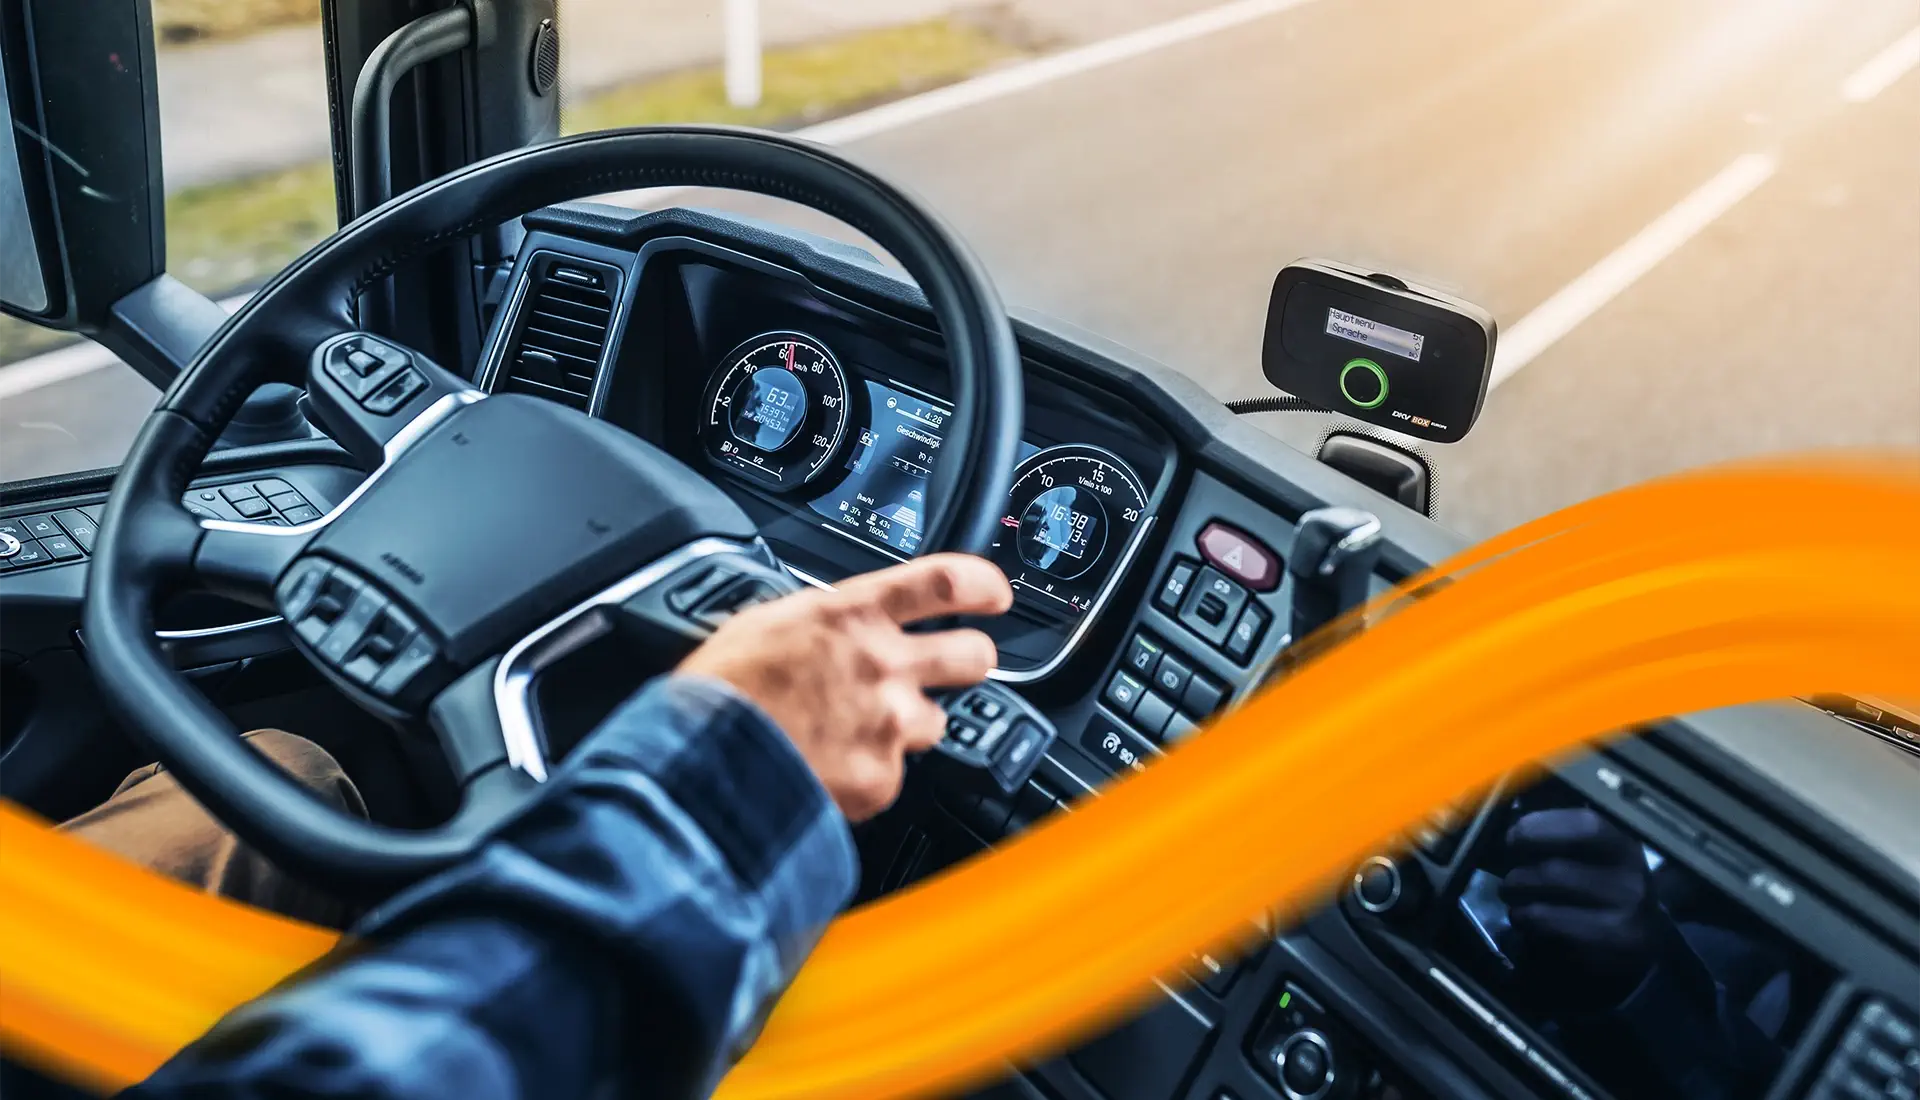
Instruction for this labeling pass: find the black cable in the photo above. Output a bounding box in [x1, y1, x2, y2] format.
[1222, 394, 1323, 415]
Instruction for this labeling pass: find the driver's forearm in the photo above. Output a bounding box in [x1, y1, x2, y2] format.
[126, 676, 859, 1100]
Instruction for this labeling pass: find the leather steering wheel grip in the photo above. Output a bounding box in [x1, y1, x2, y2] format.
[83, 127, 1025, 895]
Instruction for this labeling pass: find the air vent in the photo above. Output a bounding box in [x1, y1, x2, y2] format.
[498, 259, 617, 411]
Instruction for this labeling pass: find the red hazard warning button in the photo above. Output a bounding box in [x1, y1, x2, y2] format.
[1196, 521, 1282, 592]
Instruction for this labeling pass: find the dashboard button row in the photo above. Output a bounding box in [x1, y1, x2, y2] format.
[0, 505, 104, 573]
[1162, 555, 1273, 666]
[182, 479, 320, 525]
[1102, 630, 1228, 747]
[1813, 1001, 1919, 1100]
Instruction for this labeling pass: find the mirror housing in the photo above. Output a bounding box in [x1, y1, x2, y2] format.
[0, 0, 165, 331]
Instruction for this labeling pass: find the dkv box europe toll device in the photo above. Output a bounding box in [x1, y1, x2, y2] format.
[1261, 260, 1497, 444]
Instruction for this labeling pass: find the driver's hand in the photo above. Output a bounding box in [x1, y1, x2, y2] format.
[679, 554, 1013, 821]
[1497, 807, 1667, 1010]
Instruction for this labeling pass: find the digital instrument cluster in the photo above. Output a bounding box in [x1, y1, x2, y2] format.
[695, 329, 1152, 621]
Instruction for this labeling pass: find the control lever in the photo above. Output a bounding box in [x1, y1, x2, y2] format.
[1286, 506, 1384, 644]
[926, 682, 1058, 798]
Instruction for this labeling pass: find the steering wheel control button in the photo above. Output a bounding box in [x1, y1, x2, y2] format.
[1224, 601, 1273, 664]
[371, 633, 441, 699]
[1275, 1030, 1336, 1099]
[279, 504, 322, 525]
[932, 685, 1058, 797]
[317, 588, 390, 665]
[1156, 557, 1199, 613]
[279, 562, 361, 645]
[1338, 357, 1389, 410]
[230, 496, 273, 520]
[342, 606, 419, 685]
[362, 367, 429, 416]
[1152, 651, 1193, 698]
[665, 564, 730, 614]
[324, 339, 405, 398]
[1104, 670, 1147, 715]
[1124, 633, 1165, 676]
[1132, 692, 1177, 739]
[1080, 715, 1158, 776]
[990, 721, 1052, 790]
[1197, 522, 1283, 592]
[1178, 566, 1250, 647]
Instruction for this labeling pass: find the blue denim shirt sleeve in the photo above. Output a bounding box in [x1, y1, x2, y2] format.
[124, 674, 859, 1100]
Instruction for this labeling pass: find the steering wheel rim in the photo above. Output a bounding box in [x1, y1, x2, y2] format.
[82, 126, 1025, 896]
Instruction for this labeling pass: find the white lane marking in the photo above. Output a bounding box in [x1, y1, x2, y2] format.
[1842, 25, 1920, 103]
[799, 0, 1326, 145]
[0, 340, 128, 403]
[1489, 153, 1778, 389]
[0, 294, 249, 402]
[597, 0, 1326, 208]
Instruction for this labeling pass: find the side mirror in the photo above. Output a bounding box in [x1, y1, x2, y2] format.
[1, 0, 166, 334]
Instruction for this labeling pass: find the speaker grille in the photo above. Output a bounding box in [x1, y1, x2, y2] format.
[529, 19, 560, 97]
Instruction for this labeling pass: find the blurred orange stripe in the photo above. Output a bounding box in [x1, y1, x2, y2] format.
[2, 452, 1915, 1098]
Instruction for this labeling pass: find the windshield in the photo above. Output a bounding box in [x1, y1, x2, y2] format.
[1, 0, 1915, 540]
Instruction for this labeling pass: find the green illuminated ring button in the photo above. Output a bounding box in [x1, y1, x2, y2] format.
[1338, 358, 1389, 409]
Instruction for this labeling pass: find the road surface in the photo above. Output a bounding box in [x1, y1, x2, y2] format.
[3, 0, 1917, 540]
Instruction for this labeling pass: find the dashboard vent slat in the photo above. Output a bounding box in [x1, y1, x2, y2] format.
[497, 259, 617, 412]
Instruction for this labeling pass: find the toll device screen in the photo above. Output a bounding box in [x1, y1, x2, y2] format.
[1262, 261, 1496, 443]
[1326, 307, 1425, 361]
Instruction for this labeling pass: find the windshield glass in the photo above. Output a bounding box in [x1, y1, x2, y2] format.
[2, 0, 1915, 539]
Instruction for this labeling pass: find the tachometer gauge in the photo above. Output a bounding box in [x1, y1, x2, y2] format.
[991, 444, 1148, 618]
[701, 332, 851, 491]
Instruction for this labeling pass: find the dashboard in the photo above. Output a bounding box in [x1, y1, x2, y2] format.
[453, 204, 1920, 1100]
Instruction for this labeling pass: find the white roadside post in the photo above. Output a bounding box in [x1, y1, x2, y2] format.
[724, 0, 762, 108]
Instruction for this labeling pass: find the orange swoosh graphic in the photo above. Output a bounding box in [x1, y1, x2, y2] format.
[2, 453, 1916, 1097]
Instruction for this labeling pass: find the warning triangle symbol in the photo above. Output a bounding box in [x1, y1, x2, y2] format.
[1221, 544, 1246, 571]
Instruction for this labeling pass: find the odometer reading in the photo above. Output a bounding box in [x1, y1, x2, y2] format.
[991, 445, 1147, 618]
[701, 332, 850, 491]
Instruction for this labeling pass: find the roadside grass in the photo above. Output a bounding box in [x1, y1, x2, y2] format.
[154, 0, 316, 44]
[561, 16, 1020, 133]
[0, 16, 1026, 367]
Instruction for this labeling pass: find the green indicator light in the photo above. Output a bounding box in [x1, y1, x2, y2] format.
[1338, 357, 1389, 410]
[1279, 992, 1292, 1009]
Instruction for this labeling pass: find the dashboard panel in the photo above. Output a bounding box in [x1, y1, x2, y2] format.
[453, 203, 1918, 1100]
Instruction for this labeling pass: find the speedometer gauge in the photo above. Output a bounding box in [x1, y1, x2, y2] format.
[991, 444, 1148, 618]
[701, 332, 850, 491]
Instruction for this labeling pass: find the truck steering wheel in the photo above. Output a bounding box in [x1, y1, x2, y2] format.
[80, 127, 1025, 897]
